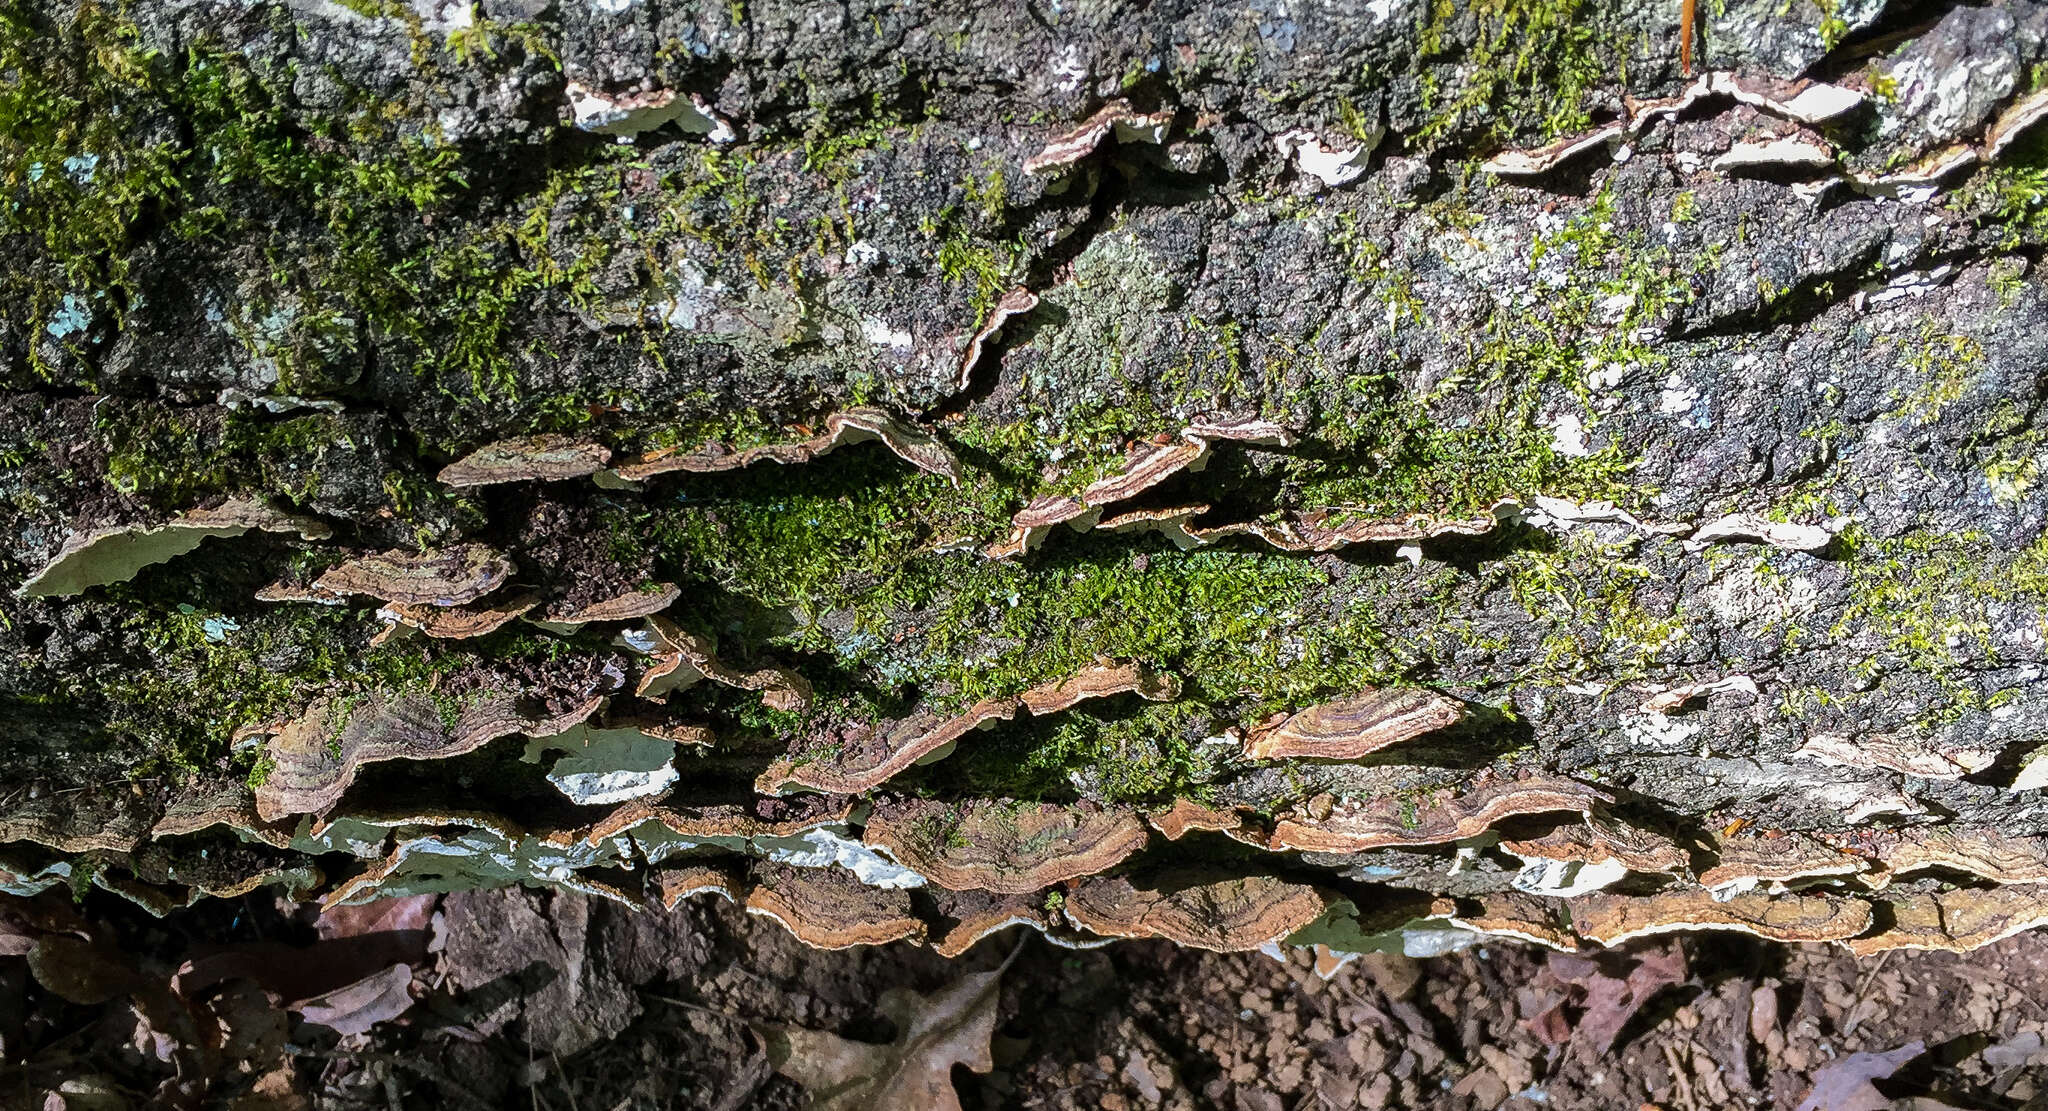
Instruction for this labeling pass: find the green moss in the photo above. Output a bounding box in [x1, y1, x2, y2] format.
[1825, 528, 2048, 722]
[1414, 0, 1623, 146]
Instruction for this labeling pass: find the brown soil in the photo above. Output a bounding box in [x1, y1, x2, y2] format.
[7, 887, 2048, 1109]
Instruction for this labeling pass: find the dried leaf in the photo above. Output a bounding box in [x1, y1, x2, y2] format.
[27, 936, 143, 1005]
[767, 966, 1007, 1111]
[289, 963, 415, 1036]
[1547, 941, 1688, 1055]
[1796, 1041, 1925, 1111]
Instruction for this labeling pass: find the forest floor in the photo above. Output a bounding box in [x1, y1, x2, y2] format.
[6, 886, 2048, 1110]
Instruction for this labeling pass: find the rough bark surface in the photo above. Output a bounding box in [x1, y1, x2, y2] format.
[5, 0, 2048, 959]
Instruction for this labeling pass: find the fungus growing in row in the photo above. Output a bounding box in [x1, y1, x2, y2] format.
[582, 797, 862, 876]
[755, 661, 1180, 795]
[323, 825, 635, 908]
[957, 287, 1039, 391]
[1432, 894, 1579, 951]
[1570, 888, 1873, 946]
[1481, 125, 1626, 175]
[0, 790, 156, 854]
[1063, 872, 1331, 953]
[1095, 504, 1213, 550]
[314, 544, 516, 607]
[1845, 887, 2048, 956]
[1985, 88, 2048, 160]
[1711, 135, 1835, 172]
[19, 498, 333, 598]
[1684, 513, 1832, 553]
[253, 692, 607, 821]
[375, 593, 539, 640]
[1699, 830, 1865, 900]
[436, 436, 612, 488]
[1861, 828, 2048, 887]
[1501, 819, 1691, 878]
[1637, 675, 1757, 714]
[863, 799, 1151, 894]
[1239, 687, 1464, 761]
[612, 407, 961, 485]
[148, 781, 292, 849]
[1021, 99, 1173, 175]
[982, 495, 1104, 560]
[624, 616, 813, 710]
[743, 863, 927, 949]
[1267, 773, 1609, 854]
[928, 890, 1074, 958]
[1793, 732, 1998, 780]
[531, 583, 683, 633]
[653, 864, 743, 909]
[1145, 798, 1254, 842]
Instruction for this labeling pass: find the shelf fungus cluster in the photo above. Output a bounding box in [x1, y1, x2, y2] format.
[7, 401, 2045, 967]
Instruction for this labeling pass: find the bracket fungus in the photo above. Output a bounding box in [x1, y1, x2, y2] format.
[19, 498, 333, 598]
[1274, 128, 1377, 187]
[149, 782, 292, 849]
[314, 544, 516, 607]
[988, 419, 1297, 559]
[1500, 819, 1690, 878]
[1794, 732, 1998, 780]
[534, 583, 682, 631]
[0, 791, 154, 854]
[613, 407, 960, 485]
[1684, 513, 1833, 553]
[324, 825, 636, 908]
[1481, 125, 1626, 175]
[1699, 830, 1865, 900]
[1145, 798, 1256, 842]
[1571, 888, 1873, 946]
[957, 287, 1039, 391]
[1063, 872, 1331, 953]
[755, 661, 1180, 795]
[1021, 98, 1173, 175]
[929, 890, 1080, 958]
[253, 691, 606, 822]
[1437, 894, 1581, 951]
[1861, 828, 2048, 887]
[625, 616, 812, 710]
[863, 799, 1150, 894]
[375, 593, 539, 640]
[564, 82, 732, 140]
[1638, 675, 1758, 714]
[1267, 773, 1609, 855]
[1239, 687, 1464, 761]
[743, 863, 927, 949]
[436, 436, 612, 487]
[1985, 88, 2048, 160]
[1846, 887, 2048, 956]
[653, 864, 743, 909]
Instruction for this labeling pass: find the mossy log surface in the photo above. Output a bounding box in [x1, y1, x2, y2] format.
[5, 0, 2048, 957]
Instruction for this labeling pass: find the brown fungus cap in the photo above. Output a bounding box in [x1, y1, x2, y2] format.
[1698, 830, 1865, 896]
[1793, 731, 1997, 780]
[653, 864, 744, 909]
[314, 543, 515, 607]
[1268, 772, 1609, 854]
[1064, 871, 1330, 953]
[632, 616, 812, 711]
[864, 798, 1150, 894]
[378, 593, 539, 639]
[1845, 886, 2048, 956]
[928, 889, 1065, 958]
[1080, 437, 1210, 507]
[583, 796, 858, 847]
[254, 692, 606, 822]
[743, 863, 927, 949]
[1440, 893, 1581, 951]
[1499, 819, 1690, 877]
[1570, 888, 1873, 946]
[1861, 827, 2048, 886]
[756, 661, 1178, 796]
[436, 435, 612, 488]
[1240, 687, 1463, 761]
[614, 407, 959, 485]
[1146, 798, 1256, 842]
[542, 583, 681, 626]
[149, 780, 291, 849]
[957, 287, 1039, 391]
[985, 495, 1102, 560]
[0, 789, 155, 854]
[1021, 98, 1173, 175]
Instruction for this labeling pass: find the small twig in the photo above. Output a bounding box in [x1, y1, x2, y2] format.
[1839, 950, 1893, 1039]
[1679, 0, 1696, 75]
[553, 1052, 580, 1111]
